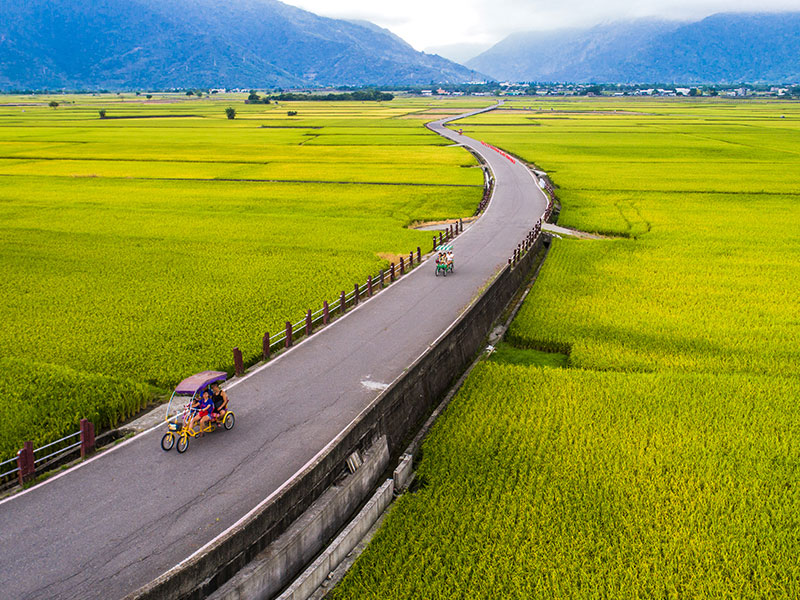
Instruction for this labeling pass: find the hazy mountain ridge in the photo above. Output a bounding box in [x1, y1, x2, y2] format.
[468, 13, 800, 83]
[0, 0, 483, 90]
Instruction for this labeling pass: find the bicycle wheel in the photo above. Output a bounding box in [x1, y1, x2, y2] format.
[223, 412, 235, 430]
[160, 432, 175, 452]
[176, 434, 189, 453]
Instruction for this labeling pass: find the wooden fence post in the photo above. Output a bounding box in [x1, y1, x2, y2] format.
[390, 263, 395, 282]
[80, 418, 95, 459]
[340, 290, 346, 314]
[323, 301, 329, 325]
[380, 269, 385, 289]
[233, 347, 244, 376]
[263, 332, 270, 360]
[433, 236, 437, 251]
[417, 247, 421, 262]
[399, 257, 405, 275]
[409, 251, 414, 267]
[367, 275, 373, 297]
[285, 321, 292, 348]
[17, 441, 34, 485]
[354, 283, 360, 306]
[306, 309, 312, 336]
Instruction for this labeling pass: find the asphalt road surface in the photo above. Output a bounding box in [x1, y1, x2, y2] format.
[0, 104, 548, 600]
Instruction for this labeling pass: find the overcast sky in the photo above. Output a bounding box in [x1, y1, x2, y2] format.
[286, 0, 800, 50]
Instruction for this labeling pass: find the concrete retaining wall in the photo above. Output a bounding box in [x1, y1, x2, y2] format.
[128, 235, 545, 600]
[275, 479, 394, 600]
[207, 437, 390, 600]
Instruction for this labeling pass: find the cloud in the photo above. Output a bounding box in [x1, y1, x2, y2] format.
[284, 0, 800, 49]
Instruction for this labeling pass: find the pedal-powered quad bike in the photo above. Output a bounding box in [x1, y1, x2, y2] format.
[434, 244, 454, 277]
[160, 370, 235, 454]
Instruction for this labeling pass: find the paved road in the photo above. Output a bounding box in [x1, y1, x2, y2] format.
[0, 104, 548, 600]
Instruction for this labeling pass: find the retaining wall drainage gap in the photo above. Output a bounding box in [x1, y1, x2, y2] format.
[277, 479, 394, 600]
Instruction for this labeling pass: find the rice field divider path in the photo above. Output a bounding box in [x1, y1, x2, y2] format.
[0, 101, 549, 600]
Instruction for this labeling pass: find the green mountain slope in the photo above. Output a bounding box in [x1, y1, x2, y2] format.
[0, 0, 484, 90]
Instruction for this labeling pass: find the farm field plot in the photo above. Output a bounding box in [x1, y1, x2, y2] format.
[0, 95, 488, 458]
[333, 98, 800, 598]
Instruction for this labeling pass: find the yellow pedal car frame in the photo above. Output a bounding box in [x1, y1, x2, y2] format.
[160, 370, 235, 454]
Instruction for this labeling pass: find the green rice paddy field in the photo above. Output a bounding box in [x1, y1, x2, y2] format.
[0, 94, 489, 457]
[332, 99, 800, 598]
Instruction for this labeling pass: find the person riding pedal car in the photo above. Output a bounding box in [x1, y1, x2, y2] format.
[210, 381, 229, 421]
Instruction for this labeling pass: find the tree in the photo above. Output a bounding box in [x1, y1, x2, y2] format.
[689, 88, 700, 97]
[287, 110, 297, 116]
[146, 94, 152, 99]
[99, 109, 106, 119]
[225, 107, 236, 120]
[49, 100, 59, 108]
[248, 90, 260, 102]
[582, 85, 603, 96]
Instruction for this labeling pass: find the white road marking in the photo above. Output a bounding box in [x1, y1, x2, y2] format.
[360, 380, 389, 392]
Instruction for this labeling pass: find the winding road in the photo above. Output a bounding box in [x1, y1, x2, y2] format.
[0, 103, 548, 599]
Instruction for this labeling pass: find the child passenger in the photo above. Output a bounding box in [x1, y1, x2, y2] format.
[189, 390, 214, 434]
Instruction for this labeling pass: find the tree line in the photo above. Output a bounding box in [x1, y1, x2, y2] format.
[246, 89, 393, 103]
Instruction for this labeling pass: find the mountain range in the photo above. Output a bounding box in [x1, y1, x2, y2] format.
[467, 13, 800, 84]
[2, 4, 798, 91]
[0, 0, 482, 90]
